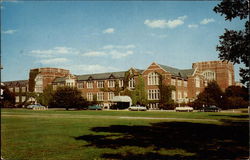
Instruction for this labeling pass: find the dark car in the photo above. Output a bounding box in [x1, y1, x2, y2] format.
[203, 105, 221, 112]
[88, 105, 102, 110]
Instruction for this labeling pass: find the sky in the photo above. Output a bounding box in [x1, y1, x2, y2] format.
[1, 1, 246, 82]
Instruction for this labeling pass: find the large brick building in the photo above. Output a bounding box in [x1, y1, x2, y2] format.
[3, 60, 235, 109]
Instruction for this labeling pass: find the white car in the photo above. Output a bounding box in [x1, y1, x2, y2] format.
[175, 106, 193, 112]
[128, 106, 147, 111]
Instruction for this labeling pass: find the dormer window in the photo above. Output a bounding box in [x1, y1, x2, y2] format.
[148, 72, 159, 85]
[129, 77, 135, 89]
[87, 81, 93, 88]
[108, 80, 115, 88]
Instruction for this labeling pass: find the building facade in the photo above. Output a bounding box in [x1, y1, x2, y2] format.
[3, 80, 30, 105]
[3, 61, 235, 109]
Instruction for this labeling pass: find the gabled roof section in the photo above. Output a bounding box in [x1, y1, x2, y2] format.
[53, 77, 66, 83]
[158, 64, 194, 78]
[3, 80, 28, 87]
[76, 71, 127, 81]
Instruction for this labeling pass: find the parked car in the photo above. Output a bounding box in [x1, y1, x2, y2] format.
[203, 105, 221, 112]
[175, 106, 193, 112]
[88, 105, 102, 110]
[26, 104, 46, 110]
[128, 106, 147, 111]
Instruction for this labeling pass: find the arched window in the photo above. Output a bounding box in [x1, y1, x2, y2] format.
[202, 70, 216, 81]
[148, 72, 159, 85]
[228, 72, 232, 86]
[195, 77, 200, 88]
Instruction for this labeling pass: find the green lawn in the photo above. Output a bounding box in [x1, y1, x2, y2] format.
[1, 108, 249, 160]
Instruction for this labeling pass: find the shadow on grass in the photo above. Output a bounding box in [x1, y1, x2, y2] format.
[209, 114, 249, 119]
[75, 121, 249, 160]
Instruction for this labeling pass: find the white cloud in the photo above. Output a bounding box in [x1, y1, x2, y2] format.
[103, 44, 135, 50]
[69, 64, 119, 74]
[200, 18, 215, 25]
[110, 50, 134, 59]
[150, 33, 168, 38]
[188, 24, 199, 28]
[30, 46, 78, 57]
[103, 28, 115, 34]
[144, 16, 187, 29]
[82, 51, 107, 57]
[83, 44, 135, 59]
[2, 29, 17, 34]
[39, 58, 69, 64]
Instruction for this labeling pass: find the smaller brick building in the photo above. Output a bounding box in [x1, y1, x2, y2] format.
[3, 80, 29, 104]
[29, 67, 70, 93]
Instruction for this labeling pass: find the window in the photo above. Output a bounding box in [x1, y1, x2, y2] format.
[119, 80, 123, 87]
[183, 81, 187, 87]
[108, 80, 115, 88]
[15, 87, 20, 93]
[21, 87, 26, 93]
[97, 92, 104, 101]
[9, 88, 13, 92]
[171, 91, 176, 100]
[87, 93, 93, 101]
[149, 103, 159, 110]
[22, 96, 26, 102]
[77, 83, 83, 89]
[228, 72, 232, 86]
[184, 91, 187, 98]
[171, 79, 176, 86]
[53, 85, 57, 91]
[66, 79, 75, 87]
[87, 81, 93, 88]
[148, 89, 160, 100]
[129, 78, 135, 89]
[97, 81, 104, 88]
[177, 80, 182, 87]
[15, 96, 19, 103]
[108, 92, 115, 100]
[195, 77, 200, 88]
[196, 91, 200, 96]
[148, 72, 159, 85]
[35, 74, 43, 93]
[178, 92, 182, 99]
[202, 70, 216, 81]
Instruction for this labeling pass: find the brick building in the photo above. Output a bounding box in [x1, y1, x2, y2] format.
[3, 80, 30, 104]
[3, 60, 235, 109]
[29, 67, 70, 93]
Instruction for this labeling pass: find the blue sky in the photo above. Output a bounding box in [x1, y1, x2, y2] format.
[1, 1, 246, 82]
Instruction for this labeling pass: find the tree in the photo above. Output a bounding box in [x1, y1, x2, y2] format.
[131, 75, 148, 106]
[49, 86, 88, 110]
[0, 85, 15, 108]
[159, 84, 175, 110]
[36, 85, 54, 106]
[213, 0, 250, 87]
[193, 81, 227, 109]
[224, 85, 249, 108]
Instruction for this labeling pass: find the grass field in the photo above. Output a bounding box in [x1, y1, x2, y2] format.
[1, 108, 249, 160]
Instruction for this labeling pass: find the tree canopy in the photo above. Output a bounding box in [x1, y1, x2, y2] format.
[49, 86, 88, 110]
[0, 85, 15, 108]
[213, 0, 250, 87]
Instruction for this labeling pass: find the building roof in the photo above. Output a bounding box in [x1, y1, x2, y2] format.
[77, 71, 127, 81]
[3, 80, 28, 87]
[158, 64, 194, 78]
[53, 77, 66, 83]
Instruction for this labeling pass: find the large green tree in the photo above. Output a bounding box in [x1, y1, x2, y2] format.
[213, 0, 250, 87]
[36, 85, 54, 107]
[0, 85, 15, 108]
[49, 86, 88, 110]
[131, 75, 148, 106]
[194, 81, 227, 109]
[159, 84, 175, 110]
